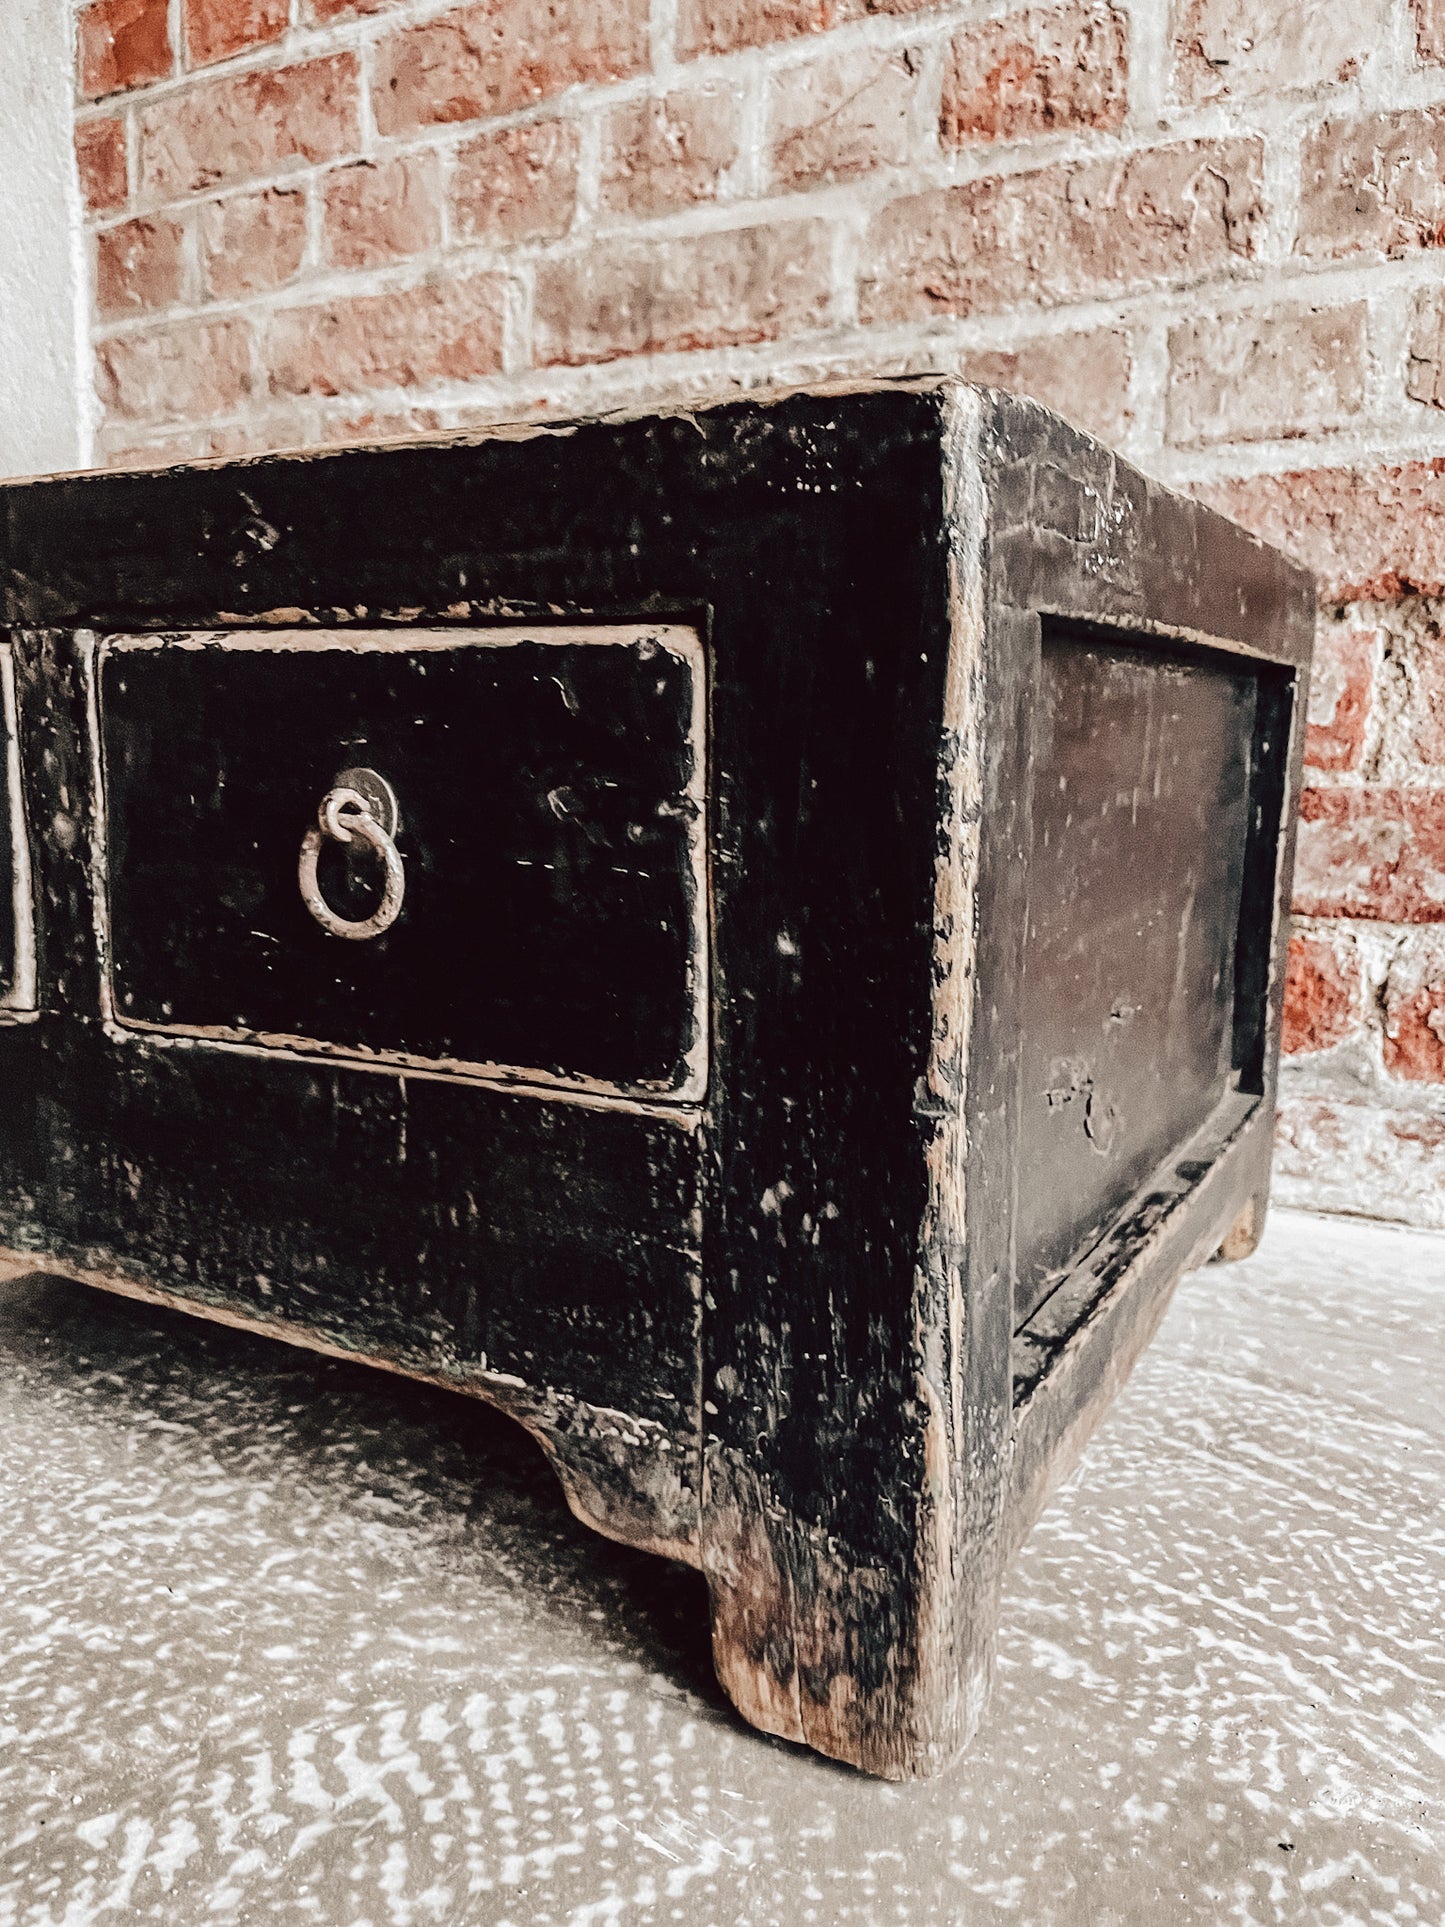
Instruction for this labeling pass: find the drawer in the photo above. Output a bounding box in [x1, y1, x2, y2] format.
[97, 626, 707, 1102]
[0, 643, 35, 1016]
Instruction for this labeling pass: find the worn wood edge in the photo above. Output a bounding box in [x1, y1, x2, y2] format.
[93, 1023, 710, 1122]
[1031, 601, 1309, 671]
[1011, 1089, 1259, 1396]
[701, 1453, 808, 1751]
[701, 389, 999, 1784]
[903, 380, 1004, 1775]
[0, 1244, 702, 1567]
[6, 371, 1232, 505]
[1, 374, 974, 491]
[713, 381, 996, 1782]
[1005, 1114, 1270, 1562]
[979, 392, 1315, 668]
[1212, 1194, 1261, 1263]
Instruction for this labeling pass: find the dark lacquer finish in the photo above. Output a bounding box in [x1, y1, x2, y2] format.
[0, 382, 1313, 1778]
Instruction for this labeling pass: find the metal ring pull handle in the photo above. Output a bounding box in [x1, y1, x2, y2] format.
[298, 781, 405, 942]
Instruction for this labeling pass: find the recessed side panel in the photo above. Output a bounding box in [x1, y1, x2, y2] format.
[98, 627, 708, 1102]
[1014, 623, 1259, 1325]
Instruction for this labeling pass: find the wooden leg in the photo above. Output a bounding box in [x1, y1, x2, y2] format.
[701, 1444, 1000, 1781]
[1212, 1192, 1265, 1264]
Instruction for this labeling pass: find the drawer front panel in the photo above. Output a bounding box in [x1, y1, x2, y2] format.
[0, 644, 34, 1014]
[5, 1033, 704, 1431]
[98, 627, 707, 1100]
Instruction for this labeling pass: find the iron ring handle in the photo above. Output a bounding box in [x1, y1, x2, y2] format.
[298, 785, 405, 941]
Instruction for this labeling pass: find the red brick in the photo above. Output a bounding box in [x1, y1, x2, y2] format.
[680, 0, 929, 56]
[97, 422, 212, 469]
[200, 409, 317, 458]
[1281, 930, 1362, 1053]
[1200, 463, 1445, 603]
[140, 54, 360, 199]
[325, 407, 447, 442]
[535, 222, 834, 368]
[678, 0, 831, 58]
[860, 138, 1263, 324]
[451, 123, 578, 247]
[1294, 786, 1445, 921]
[1306, 625, 1375, 773]
[324, 155, 443, 270]
[836, 0, 945, 14]
[1172, 0, 1385, 105]
[599, 88, 740, 218]
[1274, 1094, 1445, 1226]
[76, 118, 129, 215]
[770, 45, 920, 191]
[267, 276, 506, 398]
[1298, 107, 1445, 262]
[80, 0, 172, 98]
[1382, 932, 1445, 1080]
[373, 0, 649, 137]
[1166, 302, 1366, 447]
[185, 0, 287, 67]
[1392, 614, 1445, 768]
[942, 3, 1127, 149]
[97, 315, 254, 421]
[201, 186, 307, 299]
[105, 410, 312, 469]
[308, 0, 397, 15]
[1405, 288, 1445, 410]
[1417, 0, 1445, 63]
[95, 215, 187, 319]
[959, 327, 1133, 444]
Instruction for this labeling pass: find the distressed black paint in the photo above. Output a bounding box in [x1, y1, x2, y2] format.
[0, 382, 1313, 1778]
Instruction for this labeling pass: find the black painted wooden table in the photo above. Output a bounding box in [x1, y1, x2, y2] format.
[0, 380, 1312, 1776]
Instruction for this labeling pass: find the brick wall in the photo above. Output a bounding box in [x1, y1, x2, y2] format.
[72, 0, 1445, 1225]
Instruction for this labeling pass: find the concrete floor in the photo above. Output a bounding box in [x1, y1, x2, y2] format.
[0, 1210, 1441, 1926]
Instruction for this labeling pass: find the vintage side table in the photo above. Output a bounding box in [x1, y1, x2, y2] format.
[0, 381, 1312, 1777]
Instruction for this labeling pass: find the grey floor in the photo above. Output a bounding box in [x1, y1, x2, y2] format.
[0, 1209, 1441, 1927]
